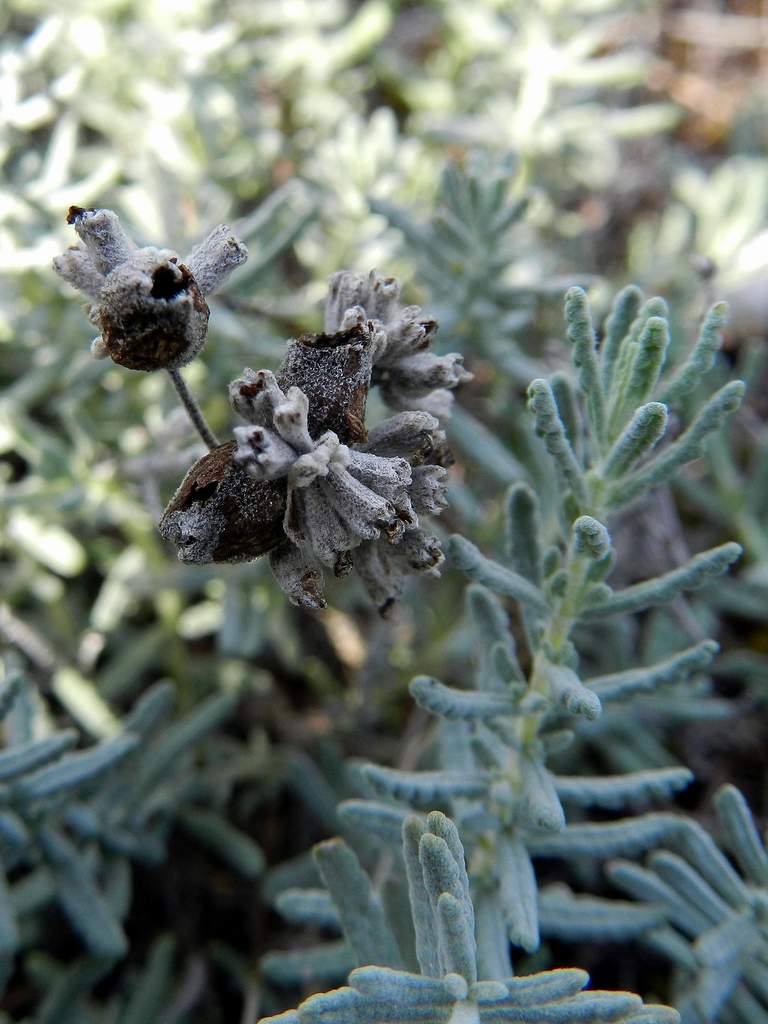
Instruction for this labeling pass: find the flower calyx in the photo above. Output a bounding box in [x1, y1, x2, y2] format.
[53, 207, 247, 371]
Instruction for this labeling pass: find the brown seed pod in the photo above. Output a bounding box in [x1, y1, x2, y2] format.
[53, 217, 463, 608]
[97, 252, 210, 372]
[275, 320, 375, 444]
[54, 207, 248, 372]
[159, 441, 285, 563]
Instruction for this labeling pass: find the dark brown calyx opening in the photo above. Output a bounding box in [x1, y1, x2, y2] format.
[297, 322, 372, 350]
[66, 205, 94, 224]
[151, 264, 190, 300]
[236, 371, 269, 401]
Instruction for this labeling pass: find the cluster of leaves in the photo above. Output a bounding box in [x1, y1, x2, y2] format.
[0, 663, 264, 1021]
[609, 784, 768, 1024]
[343, 285, 741, 944]
[262, 812, 678, 1024]
[5, 0, 767, 685]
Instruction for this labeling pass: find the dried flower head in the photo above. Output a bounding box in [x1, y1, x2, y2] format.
[53, 207, 247, 371]
[326, 270, 471, 418]
[232, 371, 416, 558]
[161, 273, 466, 613]
[52, 205, 463, 611]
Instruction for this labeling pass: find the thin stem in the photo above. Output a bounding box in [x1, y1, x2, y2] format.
[167, 369, 219, 450]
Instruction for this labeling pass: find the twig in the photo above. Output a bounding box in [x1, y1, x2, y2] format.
[122, 445, 206, 479]
[167, 369, 219, 450]
[217, 293, 308, 336]
[162, 956, 207, 1021]
[0, 604, 58, 673]
[240, 984, 260, 1024]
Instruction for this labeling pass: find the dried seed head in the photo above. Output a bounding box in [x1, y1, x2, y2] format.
[66, 206, 136, 274]
[97, 250, 210, 371]
[352, 528, 444, 616]
[53, 207, 247, 371]
[185, 224, 248, 297]
[53, 244, 106, 300]
[326, 270, 402, 329]
[277, 320, 376, 444]
[162, 269, 455, 613]
[325, 270, 471, 418]
[229, 369, 415, 566]
[51, 209, 456, 611]
[358, 411, 447, 465]
[229, 367, 283, 425]
[159, 441, 285, 563]
[376, 351, 472, 417]
[410, 465, 449, 515]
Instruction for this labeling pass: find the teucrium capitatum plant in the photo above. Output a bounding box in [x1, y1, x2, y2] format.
[47, 195, 753, 1024]
[341, 285, 744, 968]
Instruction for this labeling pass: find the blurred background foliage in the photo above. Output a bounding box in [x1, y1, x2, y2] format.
[1, 0, 767, 1020]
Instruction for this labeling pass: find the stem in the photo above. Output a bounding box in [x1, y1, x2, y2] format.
[521, 538, 591, 747]
[167, 369, 219, 450]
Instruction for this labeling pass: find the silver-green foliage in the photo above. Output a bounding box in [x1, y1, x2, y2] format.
[608, 785, 768, 1024]
[373, 156, 541, 381]
[15, 933, 180, 1024]
[261, 811, 679, 1024]
[403, 0, 678, 192]
[0, 667, 261, 975]
[343, 287, 744, 962]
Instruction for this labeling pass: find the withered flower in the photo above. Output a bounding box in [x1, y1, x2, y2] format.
[53, 208, 247, 371]
[160, 277, 464, 613]
[54, 205, 467, 611]
[325, 270, 471, 418]
[352, 527, 444, 614]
